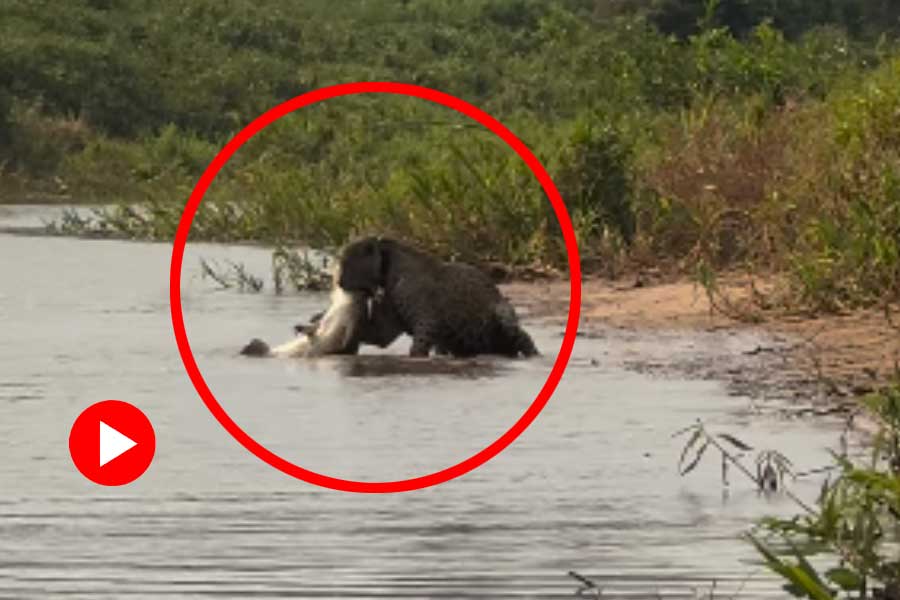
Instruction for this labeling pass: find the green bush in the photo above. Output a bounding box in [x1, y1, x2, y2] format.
[552, 120, 636, 244]
[0, 90, 11, 146]
[0, 0, 897, 308]
[787, 58, 900, 309]
[649, 0, 900, 40]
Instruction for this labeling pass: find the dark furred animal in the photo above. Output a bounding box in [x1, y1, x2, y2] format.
[337, 237, 539, 358]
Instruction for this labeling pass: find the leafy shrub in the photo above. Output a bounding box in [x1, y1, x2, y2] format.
[0, 90, 11, 146]
[3, 102, 91, 176]
[552, 120, 636, 245]
[649, 0, 900, 40]
[636, 98, 797, 269]
[786, 58, 900, 309]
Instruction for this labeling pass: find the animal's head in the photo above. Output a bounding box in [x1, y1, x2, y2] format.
[337, 236, 391, 293]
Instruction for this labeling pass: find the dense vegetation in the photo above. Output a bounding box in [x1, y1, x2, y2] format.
[1, 0, 899, 310]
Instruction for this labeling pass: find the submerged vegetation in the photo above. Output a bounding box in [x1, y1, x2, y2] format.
[1, 0, 899, 311]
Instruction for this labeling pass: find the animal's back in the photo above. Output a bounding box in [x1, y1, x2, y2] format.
[395, 258, 526, 357]
[343, 237, 538, 358]
[432, 263, 504, 353]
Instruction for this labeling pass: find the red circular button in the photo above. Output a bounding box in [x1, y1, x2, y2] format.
[69, 400, 155, 486]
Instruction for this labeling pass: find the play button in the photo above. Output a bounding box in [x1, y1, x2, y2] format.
[70, 400, 155, 486]
[99, 421, 137, 467]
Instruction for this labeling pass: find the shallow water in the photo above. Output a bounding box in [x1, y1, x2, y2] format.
[0, 206, 848, 598]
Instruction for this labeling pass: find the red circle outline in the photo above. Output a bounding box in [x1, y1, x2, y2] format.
[169, 82, 581, 493]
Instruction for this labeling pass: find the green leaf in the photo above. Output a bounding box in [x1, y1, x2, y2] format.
[672, 422, 701, 439]
[681, 440, 710, 476]
[718, 433, 753, 451]
[678, 427, 704, 472]
[783, 582, 809, 597]
[782, 565, 834, 600]
[747, 534, 793, 579]
[825, 567, 863, 592]
[790, 544, 832, 596]
[746, 535, 835, 600]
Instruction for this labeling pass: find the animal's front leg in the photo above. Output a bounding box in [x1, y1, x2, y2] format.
[362, 293, 404, 349]
[409, 331, 434, 357]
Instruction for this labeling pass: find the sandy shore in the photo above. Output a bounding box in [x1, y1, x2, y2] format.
[502, 276, 899, 413]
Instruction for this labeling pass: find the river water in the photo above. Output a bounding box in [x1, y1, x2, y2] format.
[0, 206, 848, 598]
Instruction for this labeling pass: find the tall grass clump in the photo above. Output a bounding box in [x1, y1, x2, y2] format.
[784, 58, 900, 310]
[636, 97, 799, 272]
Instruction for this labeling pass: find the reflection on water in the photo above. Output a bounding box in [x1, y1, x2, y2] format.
[334, 355, 506, 379]
[0, 206, 846, 598]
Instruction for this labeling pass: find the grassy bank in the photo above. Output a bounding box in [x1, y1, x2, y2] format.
[1, 0, 898, 312]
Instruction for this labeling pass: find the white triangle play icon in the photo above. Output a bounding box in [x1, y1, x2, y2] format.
[99, 421, 138, 467]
